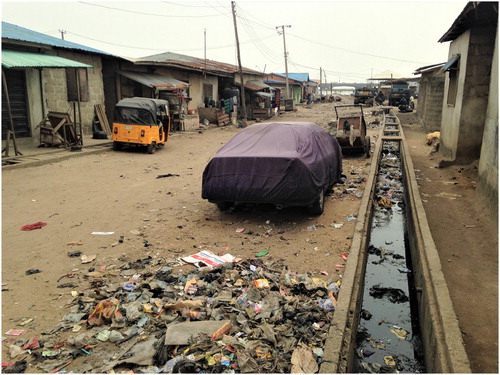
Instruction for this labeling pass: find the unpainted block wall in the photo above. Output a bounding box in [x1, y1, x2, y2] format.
[42, 52, 105, 135]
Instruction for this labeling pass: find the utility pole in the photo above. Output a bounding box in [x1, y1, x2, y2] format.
[59, 29, 66, 40]
[320, 67, 322, 98]
[231, 1, 247, 122]
[276, 25, 291, 99]
[203, 28, 207, 79]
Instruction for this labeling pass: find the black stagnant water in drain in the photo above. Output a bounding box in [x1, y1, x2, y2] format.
[353, 141, 425, 373]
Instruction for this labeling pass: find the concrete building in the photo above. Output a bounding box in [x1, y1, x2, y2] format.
[264, 73, 313, 104]
[413, 63, 446, 132]
[1, 21, 126, 147]
[438, 1, 498, 218]
[133, 52, 263, 114]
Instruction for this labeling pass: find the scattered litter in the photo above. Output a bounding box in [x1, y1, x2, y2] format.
[66, 241, 83, 246]
[5, 329, 27, 336]
[291, 343, 318, 373]
[435, 192, 462, 199]
[369, 285, 409, 303]
[255, 250, 269, 257]
[164, 320, 231, 345]
[397, 267, 411, 273]
[25, 269, 41, 275]
[235, 228, 245, 233]
[331, 223, 344, 229]
[181, 250, 235, 268]
[80, 254, 96, 264]
[347, 215, 357, 221]
[378, 197, 392, 208]
[21, 222, 47, 231]
[156, 173, 180, 178]
[253, 279, 270, 288]
[341, 252, 349, 261]
[391, 328, 408, 340]
[22, 336, 40, 350]
[384, 355, 396, 366]
[19, 318, 33, 326]
[307, 225, 317, 231]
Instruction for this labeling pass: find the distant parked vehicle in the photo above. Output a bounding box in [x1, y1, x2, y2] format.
[202, 122, 343, 215]
[354, 87, 377, 106]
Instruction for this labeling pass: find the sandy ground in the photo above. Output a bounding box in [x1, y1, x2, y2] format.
[2, 99, 497, 372]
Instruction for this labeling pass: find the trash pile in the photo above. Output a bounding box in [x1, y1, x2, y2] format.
[4, 251, 342, 373]
[330, 163, 371, 201]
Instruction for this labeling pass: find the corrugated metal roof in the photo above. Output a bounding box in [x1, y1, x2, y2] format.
[2, 21, 114, 56]
[271, 72, 311, 83]
[244, 80, 272, 91]
[264, 78, 301, 86]
[413, 62, 446, 75]
[2, 50, 93, 68]
[118, 70, 189, 90]
[135, 51, 261, 77]
[442, 54, 461, 71]
[439, 2, 498, 43]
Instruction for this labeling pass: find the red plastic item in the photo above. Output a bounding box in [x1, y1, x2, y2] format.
[21, 222, 47, 231]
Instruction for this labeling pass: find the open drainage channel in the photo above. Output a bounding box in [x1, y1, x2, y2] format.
[353, 139, 424, 373]
[320, 108, 471, 373]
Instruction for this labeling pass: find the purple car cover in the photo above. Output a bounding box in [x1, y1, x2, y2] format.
[202, 122, 342, 206]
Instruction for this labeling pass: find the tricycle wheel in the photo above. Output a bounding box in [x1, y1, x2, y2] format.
[308, 189, 325, 215]
[364, 135, 371, 157]
[113, 141, 122, 151]
[147, 142, 157, 154]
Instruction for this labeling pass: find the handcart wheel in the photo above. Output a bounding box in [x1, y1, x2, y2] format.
[364, 135, 371, 158]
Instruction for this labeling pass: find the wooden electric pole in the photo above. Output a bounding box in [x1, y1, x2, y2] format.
[276, 25, 291, 99]
[320, 67, 322, 98]
[231, 1, 247, 123]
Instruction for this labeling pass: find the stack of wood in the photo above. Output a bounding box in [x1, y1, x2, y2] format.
[39, 111, 76, 147]
[92, 104, 111, 135]
[216, 111, 231, 126]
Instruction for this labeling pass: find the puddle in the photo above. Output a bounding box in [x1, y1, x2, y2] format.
[353, 140, 425, 373]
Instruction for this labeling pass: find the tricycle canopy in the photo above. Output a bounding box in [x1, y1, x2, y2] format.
[114, 97, 169, 126]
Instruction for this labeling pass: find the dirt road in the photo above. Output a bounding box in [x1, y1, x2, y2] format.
[2, 101, 497, 372]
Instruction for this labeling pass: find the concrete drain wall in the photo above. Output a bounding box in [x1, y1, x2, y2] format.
[320, 109, 470, 373]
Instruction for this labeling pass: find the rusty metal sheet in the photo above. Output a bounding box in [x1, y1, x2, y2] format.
[118, 70, 189, 90]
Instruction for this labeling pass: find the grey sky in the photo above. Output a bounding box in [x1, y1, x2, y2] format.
[2, 1, 468, 82]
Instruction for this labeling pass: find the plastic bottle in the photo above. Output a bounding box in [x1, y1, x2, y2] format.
[328, 282, 340, 295]
[318, 298, 335, 311]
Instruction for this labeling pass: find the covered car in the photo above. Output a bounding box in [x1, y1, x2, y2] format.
[202, 121, 343, 215]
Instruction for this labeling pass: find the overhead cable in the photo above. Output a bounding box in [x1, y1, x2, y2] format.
[78, 1, 227, 18]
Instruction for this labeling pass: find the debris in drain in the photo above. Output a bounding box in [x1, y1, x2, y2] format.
[355, 140, 425, 373]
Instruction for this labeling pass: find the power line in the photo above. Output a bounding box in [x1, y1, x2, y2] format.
[287, 32, 429, 65]
[237, 12, 282, 63]
[78, 1, 228, 18]
[65, 28, 277, 54]
[161, 1, 227, 8]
